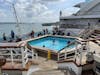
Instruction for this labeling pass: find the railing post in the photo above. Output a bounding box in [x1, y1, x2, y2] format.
[87, 41, 90, 53]
[35, 53, 38, 59]
[80, 44, 83, 65]
[11, 49, 14, 67]
[58, 53, 60, 61]
[32, 49, 34, 60]
[65, 52, 67, 59]
[75, 41, 78, 61]
[21, 47, 25, 68]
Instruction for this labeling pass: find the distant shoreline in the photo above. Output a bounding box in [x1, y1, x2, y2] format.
[0, 22, 35, 24]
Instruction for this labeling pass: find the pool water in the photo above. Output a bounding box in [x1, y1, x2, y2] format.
[28, 36, 75, 51]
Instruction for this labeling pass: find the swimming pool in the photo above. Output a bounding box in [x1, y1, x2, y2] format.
[28, 36, 75, 51]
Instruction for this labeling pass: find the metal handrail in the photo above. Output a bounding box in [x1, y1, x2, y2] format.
[58, 40, 76, 53]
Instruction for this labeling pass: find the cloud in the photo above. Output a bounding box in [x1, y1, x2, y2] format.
[5, 0, 13, 2]
[0, 9, 6, 17]
[40, 0, 65, 2]
[0, 0, 67, 22]
[15, 0, 48, 18]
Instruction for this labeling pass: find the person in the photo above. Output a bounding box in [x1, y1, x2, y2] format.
[3, 33, 6, 41]
[43, 45, 45, 47]
[11, 30, 15, 39]
[37, 32, 42, 37]
[62, 32, 65, 35]
[67, 32, 70, 36]
[30, 30, 34, 38]
[52, 30, 56, 35]
[43, 29, 46, 35]
[88, 23, 91, 29]
[52, 39, 55, 45]
[16, 36, 22, 42]
[37, 33, 40, 37]
[67, 41, 70, 44]
[57, 30, 61, 35]
[46, 28, 48, 34]
[8, 37, 13, 42]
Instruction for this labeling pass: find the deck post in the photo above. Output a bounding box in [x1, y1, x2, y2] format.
[65, 50, 67, 59]
[21, 47, 25, 68]
[75, 41, 78, 61]
[32, 49, 34, 60]
[36, 53, 38, 59]
[58, 53, 60, 61]
[87, 41, 90, 53]
[80, 44, 83, 65]
[0, 68, 1, 75]
[11, 48, 14, 67]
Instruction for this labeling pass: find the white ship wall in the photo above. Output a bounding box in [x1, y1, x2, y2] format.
[60, 18, 99, 28]
[60, 0, 100, 29]
[76, 0, 100, 15]
[86, 3, 100, 15]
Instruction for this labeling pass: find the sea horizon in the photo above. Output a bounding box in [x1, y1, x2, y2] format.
[0, 23, 53, 40]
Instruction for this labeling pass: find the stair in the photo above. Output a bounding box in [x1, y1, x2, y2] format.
[69, 69, 76, 75]
[31, 70, 65, 75]
[94, 30, 100, 34]
[89, 29, 100, 46]
[82, 70, 95, 75]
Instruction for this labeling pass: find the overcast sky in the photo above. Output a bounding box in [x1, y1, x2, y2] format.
[0, 0, 85, 23]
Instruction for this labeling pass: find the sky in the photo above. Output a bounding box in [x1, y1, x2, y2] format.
[0, 0, 85, 23]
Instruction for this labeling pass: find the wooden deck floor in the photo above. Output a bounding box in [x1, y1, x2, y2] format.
[1, 61, 35, 71]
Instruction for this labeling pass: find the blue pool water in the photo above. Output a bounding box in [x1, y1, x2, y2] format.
[28, 36, 75, 51]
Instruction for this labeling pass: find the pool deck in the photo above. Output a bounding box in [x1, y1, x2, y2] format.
[81, 41, 100, 64]
[0, 35, 100, 75]
[2, 61, 32, 71]
[0, 35, 79, 70]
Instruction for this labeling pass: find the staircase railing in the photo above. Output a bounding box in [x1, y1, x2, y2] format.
[58, 48, 76, 61]
[79, 27, 95, 39]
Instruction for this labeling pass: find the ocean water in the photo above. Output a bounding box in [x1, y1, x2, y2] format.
[0, 23, 53, 40]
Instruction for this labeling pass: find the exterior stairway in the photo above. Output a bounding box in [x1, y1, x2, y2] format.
[82, 70, 95, 75]
[31, 70, 65, 75]
[79, 28, 100, 46]
[28, 57, 65, 75]
[69, 69, 77, 75]
[89, 29, 100, 46]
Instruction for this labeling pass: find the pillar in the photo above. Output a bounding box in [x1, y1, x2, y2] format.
[75, 41, 78, 62]
[87, 41, 90, 53]
[65, 50, 67, 59]
[58, 53, 60, 61]
[21, 47, 25, 68]
[32, 49, 34, 60]
[11, 49, 14, 67]
[0, 68, 1, 75]
[80, 44, 83, 65]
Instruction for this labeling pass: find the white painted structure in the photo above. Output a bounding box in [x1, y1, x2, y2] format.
[58, 62, 82, 75]
[94, 54, 100, 75]
[58, 39, 89, 75]
[0, 46, 38, 68]
[94, 54, 100, 63]
[60, 0, 100, 29]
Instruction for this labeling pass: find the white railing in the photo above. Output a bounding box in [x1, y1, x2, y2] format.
[0, 47, 38, 68]
[79, 27, 95, 39]
[58, 49, 75, 61]
[22, 47, 38, 68]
